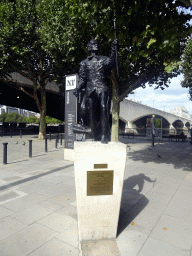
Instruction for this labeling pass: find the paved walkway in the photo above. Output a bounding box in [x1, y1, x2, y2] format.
[0, 135, 192, 255]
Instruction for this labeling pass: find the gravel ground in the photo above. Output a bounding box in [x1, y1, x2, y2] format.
[0, 134, 64, 164]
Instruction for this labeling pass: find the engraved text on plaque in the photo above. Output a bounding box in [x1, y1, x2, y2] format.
[87, 171, 114, 196]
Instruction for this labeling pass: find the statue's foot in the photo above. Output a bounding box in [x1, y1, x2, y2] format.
[92, 137, 100, 142]
[101, 135, 108, 144]
[73, 124, 91, 134]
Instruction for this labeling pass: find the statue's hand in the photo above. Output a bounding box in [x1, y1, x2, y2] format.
[73, 88, 79, 97]
[112, 38, 119, 47]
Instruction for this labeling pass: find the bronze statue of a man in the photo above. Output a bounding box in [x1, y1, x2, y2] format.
[74, 38, 118, 144]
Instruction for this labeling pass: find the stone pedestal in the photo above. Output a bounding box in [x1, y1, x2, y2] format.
[64, 148, 75, 161]
[74, 142, 127, 242]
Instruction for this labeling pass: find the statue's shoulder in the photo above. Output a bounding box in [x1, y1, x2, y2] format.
[80, 59, 88, 66]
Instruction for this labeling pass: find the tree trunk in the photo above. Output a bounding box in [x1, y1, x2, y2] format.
[111, 70, 119, 142]
[38, 87, 46, 140]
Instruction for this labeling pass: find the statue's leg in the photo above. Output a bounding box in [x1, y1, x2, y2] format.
[100, 92, 110, 144]
[87, 94, 99, 141]
[80, 91, 89, 127]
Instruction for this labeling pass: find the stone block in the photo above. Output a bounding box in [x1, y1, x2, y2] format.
[74, 141, 127, 242]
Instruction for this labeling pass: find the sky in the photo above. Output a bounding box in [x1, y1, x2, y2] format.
[126, 74, 192, 115]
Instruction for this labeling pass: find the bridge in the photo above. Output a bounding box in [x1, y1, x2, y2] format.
[1, 72, 192, 131]
[119, 99, 192, 130]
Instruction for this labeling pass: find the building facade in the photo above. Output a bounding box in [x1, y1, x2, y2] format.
[0, 105, 38, 117]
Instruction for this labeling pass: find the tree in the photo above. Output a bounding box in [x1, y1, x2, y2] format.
[17, 115, 27, 123]
[0, 0, 85, 139]
[1, 0, 191, 141]
[181, 37, 192, 99]
[66, 0, 192, 140]
[35, 118, 40, 124]
[26, 116, 37, 124]
[46, 115, 62, 124]
[4, 113, 19, 123]
[0, 112, 8, 123]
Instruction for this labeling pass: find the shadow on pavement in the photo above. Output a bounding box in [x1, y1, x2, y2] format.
[117, 173, 155, 237]
[0, 164, 73, 191]
[121, 138, 192, 172]
[6, 159, 29, 164]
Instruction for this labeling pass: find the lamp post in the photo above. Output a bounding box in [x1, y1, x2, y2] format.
[151, 115, 155, 147]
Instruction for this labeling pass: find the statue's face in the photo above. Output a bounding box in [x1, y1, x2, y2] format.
[87, 40, 99, 53]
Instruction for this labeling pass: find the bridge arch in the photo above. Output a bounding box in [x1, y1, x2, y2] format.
[186, 122, 191, 128]
[172, 120, 184, 129]
[132, 113, 170, 125]
[119, 99, 192, 130]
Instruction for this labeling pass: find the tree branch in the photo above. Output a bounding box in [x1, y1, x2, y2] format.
[118, 71, 153, 102]
[177, 0, 192, 7]
[9, 64, 33, 82]
[26, 60, 38, 88]
[1, 79, 34, 98]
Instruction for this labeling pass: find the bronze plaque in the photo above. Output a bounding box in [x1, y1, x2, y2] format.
[87, 170, 113, 196]
[94, 164, 108, 169]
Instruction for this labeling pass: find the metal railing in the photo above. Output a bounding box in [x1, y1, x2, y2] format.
[119, 128, 190, 138]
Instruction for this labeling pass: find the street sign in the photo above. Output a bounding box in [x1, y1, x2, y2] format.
[65, 75, 78, 149]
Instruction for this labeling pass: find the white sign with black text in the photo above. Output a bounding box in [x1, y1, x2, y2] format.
[66, 75, 77, 91]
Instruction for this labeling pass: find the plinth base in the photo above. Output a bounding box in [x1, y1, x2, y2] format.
[74, 141, 127, 242]
[64, 148, 75, 161]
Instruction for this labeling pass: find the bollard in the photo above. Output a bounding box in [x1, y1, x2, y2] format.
[29, 140, 32, 158]
[49, 132, 51, 141]
[20, 129, 22, 139]
[57, 133, 59, 139]
[45, 137, 48, 152]
[60, 134, 62, 145]
[55, 137, 58, 148]
[10, 130, 12, 138]
[1, 129, 3, 137]
[3, 143, 8, 164]
[152, 133, 155, 147]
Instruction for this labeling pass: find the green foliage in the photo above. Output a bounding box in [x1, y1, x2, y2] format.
[0, 112, 8, 122]
[2, 112, 26, 123]
[65, 0, 192, 96]
[4, 113, 19, 123]
[181, 37, 192, 100]
[26, 116, 37, 123]
[35, 118, 40, 124]
[0, 0, 192, 139]
[0, 0, 89, 138]
[1, 0, 191, 97]
[17, 115, 27, 123]
[46, 116, 62, 124]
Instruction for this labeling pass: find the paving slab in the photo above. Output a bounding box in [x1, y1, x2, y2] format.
[116, 227, 149, 256]
[28, 237, 80, 256]
[0, 137, 191, 255]
[137, 237, 190, 256]
[11, 204, 54, 226]
[0, 216, 27, 240]
[37, 212, 77, 233]
[150, 214, 192, 250]
[81, 239, 121, 256]
[0, 223, 58, 256]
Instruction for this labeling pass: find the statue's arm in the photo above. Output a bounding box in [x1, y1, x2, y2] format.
[105, 39, 118, 70]
[74, 61, 87, 97]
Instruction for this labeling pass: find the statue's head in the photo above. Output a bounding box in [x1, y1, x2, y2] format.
[87, 39, 99, 54]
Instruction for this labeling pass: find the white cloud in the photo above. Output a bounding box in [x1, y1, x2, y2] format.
[127, 74, 192, 114]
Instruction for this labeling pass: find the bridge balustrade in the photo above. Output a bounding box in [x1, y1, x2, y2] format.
[119, 127, 190, 138]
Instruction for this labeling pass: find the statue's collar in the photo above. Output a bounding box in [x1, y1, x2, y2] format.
[87, 55, 100, 60]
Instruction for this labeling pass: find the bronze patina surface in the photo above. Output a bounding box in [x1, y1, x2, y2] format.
[87, 170, 113, 196]
[94, 164, 108, 169]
